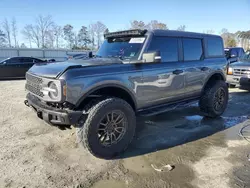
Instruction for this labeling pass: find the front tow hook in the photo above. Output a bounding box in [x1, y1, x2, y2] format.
[24, 100, 30, 107]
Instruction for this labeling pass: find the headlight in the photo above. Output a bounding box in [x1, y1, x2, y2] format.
[227, 67, 233, 75]
[48, 82, 59, 99]
[41, 81, 59, 100]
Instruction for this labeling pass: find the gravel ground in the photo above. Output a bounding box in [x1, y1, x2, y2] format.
[0, 80, 250, 188]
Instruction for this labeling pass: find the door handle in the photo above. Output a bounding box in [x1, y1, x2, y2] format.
[173, 70, 183, 75]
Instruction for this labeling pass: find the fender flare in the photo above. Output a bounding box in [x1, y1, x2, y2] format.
[75, 82, 138, 110]
[201, 71, 226, 93]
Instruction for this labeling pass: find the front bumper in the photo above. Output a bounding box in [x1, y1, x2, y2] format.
[239, 77, 250, 90]
[227, 75, 250, 90]
[226, 75, 241, 86]
[25, 93, 82, 125]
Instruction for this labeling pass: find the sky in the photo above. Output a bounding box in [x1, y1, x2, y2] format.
[0, 0, 250, 45]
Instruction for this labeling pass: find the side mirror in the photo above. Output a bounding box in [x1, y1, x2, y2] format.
[230, 54, 236, 58]
[142, 51, 161, 63]
[89, 51, 93, 58]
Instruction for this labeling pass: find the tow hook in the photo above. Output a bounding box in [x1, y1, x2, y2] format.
[24, 100, 30, 107]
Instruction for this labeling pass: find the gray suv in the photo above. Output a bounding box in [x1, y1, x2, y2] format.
[24, 29, 228, 159]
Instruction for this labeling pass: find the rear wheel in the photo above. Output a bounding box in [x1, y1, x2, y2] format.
[199, 80, 228, 118]
[76, 97, 136, 159]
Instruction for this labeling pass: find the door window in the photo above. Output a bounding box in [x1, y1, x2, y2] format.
[183, 38, 203, 61]
[21, 58, 34, 63]
[147, 36, 179, 62]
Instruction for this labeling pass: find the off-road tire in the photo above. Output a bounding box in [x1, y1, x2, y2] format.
[76, 97, 136, 159]
[199, 80, 228, 118]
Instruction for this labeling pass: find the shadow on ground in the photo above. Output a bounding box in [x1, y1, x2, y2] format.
[117, 90, 250, 159]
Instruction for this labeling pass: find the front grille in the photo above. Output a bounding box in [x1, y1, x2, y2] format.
[26, 73, 43, 84]
[25, 73, 44, 98]
[233, 68, 250, 76]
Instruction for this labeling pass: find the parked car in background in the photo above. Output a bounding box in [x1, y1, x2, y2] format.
[227, 50, 250, 89]
[0, 57, 49, 79]
[225, 47, 245, 64]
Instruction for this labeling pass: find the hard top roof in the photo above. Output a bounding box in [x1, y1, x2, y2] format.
[150, 29, 220, 38]
[104, 29, 221, 39]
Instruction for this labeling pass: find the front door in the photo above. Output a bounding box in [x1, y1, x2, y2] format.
[0, 57, 22, 79]
[139, 36, 186, 108]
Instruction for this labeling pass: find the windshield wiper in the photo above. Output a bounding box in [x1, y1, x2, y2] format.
[107, 55, 124, 60]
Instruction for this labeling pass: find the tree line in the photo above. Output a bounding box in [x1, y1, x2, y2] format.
[0, 15, 249, 50]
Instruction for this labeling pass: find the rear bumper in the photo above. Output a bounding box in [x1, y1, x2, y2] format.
[25, 93, 82, 125]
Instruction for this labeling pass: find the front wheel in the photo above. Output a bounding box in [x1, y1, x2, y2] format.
[76, 98, 136, 159]
[199, 80, 228, 118]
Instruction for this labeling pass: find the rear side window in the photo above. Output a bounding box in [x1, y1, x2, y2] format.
[183, 38, 203, 61]
[147, 37, 179, 62]
[207, 37, 224, 57]
[22, 58, 34, 63]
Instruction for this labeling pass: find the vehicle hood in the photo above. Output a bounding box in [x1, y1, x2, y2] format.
[230, 60, 250, 68]
[28, 58, 122, 78]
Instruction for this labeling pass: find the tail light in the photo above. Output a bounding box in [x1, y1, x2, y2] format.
[227, 67, 233, 75]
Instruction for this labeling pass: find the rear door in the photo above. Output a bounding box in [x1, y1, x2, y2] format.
[181, 38, 207, 97]
[20, 57, 35, 76]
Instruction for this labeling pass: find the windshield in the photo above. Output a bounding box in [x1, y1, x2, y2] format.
[0, 58, 9, 64]
[96, 37, 145, 60]
[240, 51, 250, 61]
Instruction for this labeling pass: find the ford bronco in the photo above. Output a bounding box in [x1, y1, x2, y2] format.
[24, 29, 228, 159]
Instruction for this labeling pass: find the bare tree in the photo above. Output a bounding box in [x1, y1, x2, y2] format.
[36, 15, 54, 48]
[73, 32, 79, 48]
[130, 20, 146, 29]
[78, 26, 91, 49]
[63, 24, 74, 49]
[93, 21, 107, 48]
[53, 25, 63, 48]
[45, 30, 55, 48]
[22, 24, 40, 48]
[204, 29, 215, 34]
[2, 18, 11, 47]
[20, 43, 27, 48]
[11, 17, 18, 47]
[0, 29, 7, 47]
[177, 25, 186, 31]
[89, 24, 96, 50]
[147, 20, 168, 30]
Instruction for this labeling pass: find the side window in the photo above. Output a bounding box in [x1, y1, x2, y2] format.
[183, 38, 203, 61]
[230, 49, 237, 57]
[147, 37, 179, 62]
[22, 58, 34, 63]
[207, 37, 224, 57]
[7, 57, 21, 64]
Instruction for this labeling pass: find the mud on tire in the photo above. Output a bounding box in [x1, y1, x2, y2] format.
[199, 80, 228, 118]
[76, 97, 136, 159]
